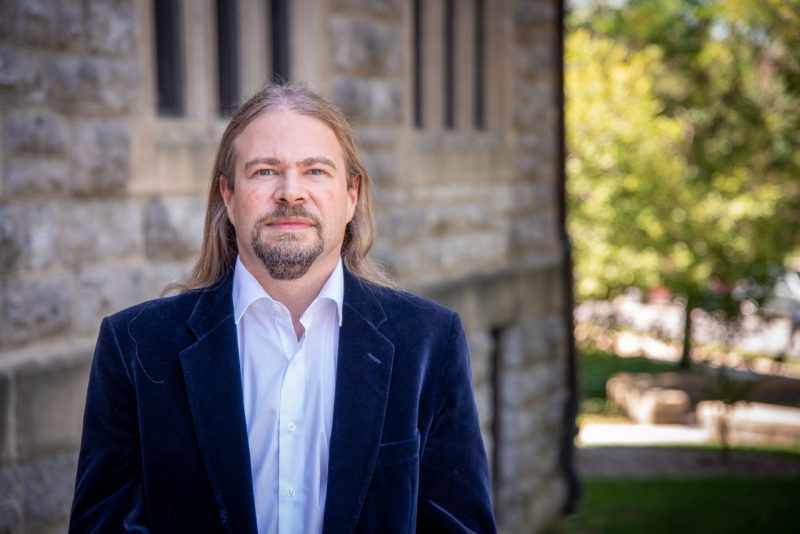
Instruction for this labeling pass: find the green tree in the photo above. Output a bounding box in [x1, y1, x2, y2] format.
[567, 1, 800, 366]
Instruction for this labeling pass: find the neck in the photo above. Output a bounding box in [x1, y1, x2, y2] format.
[241, 253, 340, 336]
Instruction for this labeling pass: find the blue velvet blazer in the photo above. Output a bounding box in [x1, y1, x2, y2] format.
[70, 268, 496, 533]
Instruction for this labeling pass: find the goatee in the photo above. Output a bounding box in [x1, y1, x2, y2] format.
[251, 205, 324, 280]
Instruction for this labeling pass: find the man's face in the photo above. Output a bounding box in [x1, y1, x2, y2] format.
[221, 109, 359, 281]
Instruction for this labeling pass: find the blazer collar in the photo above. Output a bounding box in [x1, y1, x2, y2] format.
[323, 270, 396, 533]
[180, 273, 259, 534]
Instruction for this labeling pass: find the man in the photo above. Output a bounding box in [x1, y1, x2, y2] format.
[70, 84, 496, 533]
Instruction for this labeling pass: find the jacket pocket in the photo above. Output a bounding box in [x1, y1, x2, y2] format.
[376, 431, 420, 466]
[356, 431, 421, 533]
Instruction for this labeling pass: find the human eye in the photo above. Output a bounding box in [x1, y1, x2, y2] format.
[308, 168, 327, 176]
[255, 168, 277, 177]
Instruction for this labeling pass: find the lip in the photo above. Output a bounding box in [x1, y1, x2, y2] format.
[265, 217, 316, 230]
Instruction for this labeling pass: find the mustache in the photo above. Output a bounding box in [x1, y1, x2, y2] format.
[256, 204, 322, 228]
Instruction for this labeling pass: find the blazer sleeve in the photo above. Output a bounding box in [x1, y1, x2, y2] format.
[417, 313, 497, 533]
[69, 316, 150, 533]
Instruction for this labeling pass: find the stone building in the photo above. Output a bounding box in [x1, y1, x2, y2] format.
[0, 0, 577, 532]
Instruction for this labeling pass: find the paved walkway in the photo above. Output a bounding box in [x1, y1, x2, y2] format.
[578, 422, 711, 447]
[577, 422, 800, 479]
[577, 446, 800, 479]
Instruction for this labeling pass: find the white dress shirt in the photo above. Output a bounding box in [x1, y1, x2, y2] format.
[232, 256, 343, 534]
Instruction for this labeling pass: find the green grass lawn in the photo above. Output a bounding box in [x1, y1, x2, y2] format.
[548, 478, 800, 534]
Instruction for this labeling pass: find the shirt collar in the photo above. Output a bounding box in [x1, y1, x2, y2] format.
[232, 256, 344, 326]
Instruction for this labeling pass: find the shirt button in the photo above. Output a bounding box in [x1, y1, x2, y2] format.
[287, 488, 295, 499]
[287, 422, 297, 432]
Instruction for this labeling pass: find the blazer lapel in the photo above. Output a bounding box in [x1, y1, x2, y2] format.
[179, 277, 258, 534]
[323, 273, 395, 533]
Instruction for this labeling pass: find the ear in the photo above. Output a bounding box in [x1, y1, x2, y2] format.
[346, 174, 360, 222]
[219, 175, 236, 226]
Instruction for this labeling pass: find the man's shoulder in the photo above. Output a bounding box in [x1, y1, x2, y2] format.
[105, 279, 229, 330]
[354, 281, 460, 331]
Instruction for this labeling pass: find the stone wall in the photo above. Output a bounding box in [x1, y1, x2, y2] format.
[0, 0, 572, 532]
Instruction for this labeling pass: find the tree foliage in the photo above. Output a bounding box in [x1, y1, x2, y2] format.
[567, 0, 800, 324]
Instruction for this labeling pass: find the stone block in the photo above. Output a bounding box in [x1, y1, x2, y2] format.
[2, 199, 141, 272]
[510, 213, 556, 254]
[3, 110, 69, 156]
[526, 476, 566, 534]
[71, 119, 131, 193]
[0, 49, 40, 105]
[380, 208, 428, 245]
[629, 387, 689, 425]
[144, 259, 195, 296]
[331, 77, 404, 125]
[0, 205, 23, 274]
[9, 0, 83, 49]
[353, 126, 401, 149]
[21, 450, 78, 530]
[474, 280, 522, 329]
[360, 149, 399, 186]
[74, 264, 149, 334]
[1, 273, 72, 348]
[495, 436, 543, 486]
[467, 328, 492, 386]
[4, 158, 70, 197]
[607, 372, 707, 424]
[15, 356, 91, 461]
[0, 463, 23, 534]
[498, 361, 561, 410]
[515, 0, 556, 26]
[0, 0, 13, 38]
[330, 16, 404, 75]
[697, 401, 800, 447]
[87, 0, 138, 55]
[0, 371, 11, 461]
[9, 201, 60, 272]
[44, 56, 138, 114]
[331, 0, 404, 17]
[518, 270, 558, 317]
[55, 199, 142, 266]
[144, 196, 205, 260]
[497, 322, 525, 369]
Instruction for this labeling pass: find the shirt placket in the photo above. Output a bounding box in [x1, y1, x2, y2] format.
[277, 313, 310, 534]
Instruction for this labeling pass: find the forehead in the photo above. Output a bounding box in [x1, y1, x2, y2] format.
[233, 109, 344, 166]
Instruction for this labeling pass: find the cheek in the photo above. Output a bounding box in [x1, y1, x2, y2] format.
[237, 189, 273, 220]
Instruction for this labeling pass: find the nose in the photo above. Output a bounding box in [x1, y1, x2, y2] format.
[273, 168, 306, 205]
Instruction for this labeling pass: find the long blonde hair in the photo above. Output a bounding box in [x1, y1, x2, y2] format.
[174, 83, 394, 292]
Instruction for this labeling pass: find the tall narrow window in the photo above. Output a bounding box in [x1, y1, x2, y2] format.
[412, 0, 424, 128]
[474, 0, 485, 130]
[270, 0, 290, 82]
[154, 0, 184, 116]
[443, 0, 456, 129]
[217, 0, 240, 116]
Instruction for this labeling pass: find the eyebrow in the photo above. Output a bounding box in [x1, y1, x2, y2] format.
[299, 156, 337, 170]
[243, 156, 338, 171]
[243, 157, 282, 170]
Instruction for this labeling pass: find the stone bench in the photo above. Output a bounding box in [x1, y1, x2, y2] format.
[607, 373, 692, 424]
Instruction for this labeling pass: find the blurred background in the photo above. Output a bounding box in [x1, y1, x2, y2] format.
[1, 0, 798, 533]
[561, 0, 800, 533]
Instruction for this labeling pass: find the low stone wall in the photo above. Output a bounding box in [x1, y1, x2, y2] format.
[608, 372, 800, 448]
[698, 401, 800, 448]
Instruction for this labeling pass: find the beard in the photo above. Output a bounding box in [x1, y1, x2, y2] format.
[251, 205, 324, 280]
